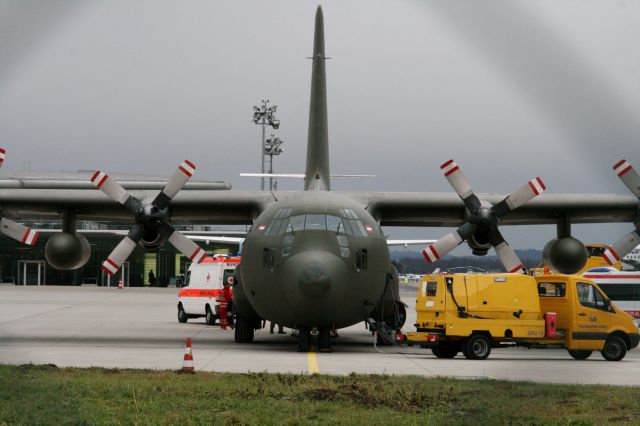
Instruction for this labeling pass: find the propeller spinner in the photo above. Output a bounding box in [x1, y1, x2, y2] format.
[91, 160, 205, 275]
[0, 148, 40, 246]
[603, 160, 640, 265]
[423, 159, 546, 273]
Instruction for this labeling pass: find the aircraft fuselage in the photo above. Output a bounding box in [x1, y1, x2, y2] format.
[239, 191, 390, 329]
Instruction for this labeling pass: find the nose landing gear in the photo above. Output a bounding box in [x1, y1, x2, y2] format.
[296, 327, 334, 352]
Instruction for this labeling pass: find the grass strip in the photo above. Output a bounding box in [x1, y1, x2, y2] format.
[0, 364, 638, 425]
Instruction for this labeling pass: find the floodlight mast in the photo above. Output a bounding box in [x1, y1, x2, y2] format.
[264, 135, 284, 190]
[252, 99, 280, 191]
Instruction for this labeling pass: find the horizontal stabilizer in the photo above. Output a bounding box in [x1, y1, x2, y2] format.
[240, 173, 375, 179]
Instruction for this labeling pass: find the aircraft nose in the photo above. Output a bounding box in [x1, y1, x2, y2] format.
[283, 250, 346, 299]
[298, 261, 332, 295]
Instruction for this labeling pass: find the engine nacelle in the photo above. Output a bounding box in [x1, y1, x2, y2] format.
[139, 228, 164, 252]
[45, 233, 91, 270]
[466, 233, 492, 256]
[542, 237, 588, 274]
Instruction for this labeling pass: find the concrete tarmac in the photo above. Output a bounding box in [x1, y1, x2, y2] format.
[0, 285, 639, 385]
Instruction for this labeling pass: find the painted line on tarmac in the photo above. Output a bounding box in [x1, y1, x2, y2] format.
[308, 351, 319, 374]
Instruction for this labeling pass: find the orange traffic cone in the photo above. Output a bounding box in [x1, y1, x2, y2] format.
[118, 279, 123, 289]
[181, 338, 195, 373]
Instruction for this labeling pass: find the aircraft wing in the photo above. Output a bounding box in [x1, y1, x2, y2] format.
[2, 188, 637, 227]
[0, 188, 288, 224]
[348, 192, 639, 227]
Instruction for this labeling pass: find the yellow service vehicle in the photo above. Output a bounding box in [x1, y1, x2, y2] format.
[407, 273, 639, 361]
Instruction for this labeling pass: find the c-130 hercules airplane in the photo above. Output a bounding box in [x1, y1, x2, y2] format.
[1, 6, 639, 352]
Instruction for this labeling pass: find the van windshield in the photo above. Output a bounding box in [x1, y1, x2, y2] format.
[185, 271, 191, 286]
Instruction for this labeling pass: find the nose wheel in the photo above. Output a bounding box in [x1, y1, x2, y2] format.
[296, 327, 333, 352]
[297, 328, 311, 352]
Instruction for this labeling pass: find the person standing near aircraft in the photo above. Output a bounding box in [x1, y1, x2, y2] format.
[217, 280, 232, 330]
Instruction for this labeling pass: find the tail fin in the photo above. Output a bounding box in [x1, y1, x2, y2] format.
[305, 6, 330, 191]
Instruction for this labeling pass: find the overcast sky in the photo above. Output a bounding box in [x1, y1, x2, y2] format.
[1, 1, 639, 252]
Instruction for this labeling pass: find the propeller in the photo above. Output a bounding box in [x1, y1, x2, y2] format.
[602, 160, 640, 265]
[0, 148, 40, 246]
[423, 159, 546, 273]
[92, 160, 205, 275]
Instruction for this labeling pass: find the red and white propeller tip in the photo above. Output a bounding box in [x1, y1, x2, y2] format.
[91, 171, 130, 204]
[101, 236, 138, 275]
[168, 231, 206, 264]
[153, 160, 196, 208]
[440, 159, 473, 199]
[0, 217, 40, 246]
[422, 231, 462, 264]
[614, 159, 633, 177]
[0, 147, 5, 166]
[603, 230, 640, 266]
[613, 159, 640, 198]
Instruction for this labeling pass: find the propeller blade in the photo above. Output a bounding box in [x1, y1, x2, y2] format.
[167, 228, 206, 264]
[422, 223, 475, 263]
[603, 230, 640, 265]
[488, 229, 525, 273]
[0, 147, 5, 167]
[613, 159, 640, 199]
[91, 171, 142, 214]
[440, 159, 481, 212]
[101, 227, 143, 275]
[0, 217, 39, 246]
[152, 160, 196, 210]
[493, 177, 546, 217]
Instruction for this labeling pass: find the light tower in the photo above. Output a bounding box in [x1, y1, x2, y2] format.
[252, 100, 280, 191]
[264, 135, 284, 191]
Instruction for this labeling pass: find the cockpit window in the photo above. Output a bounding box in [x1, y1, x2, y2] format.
[304, 214, 326, 230]
[289, 215, 305, 232]
[326, 215, 342, 232]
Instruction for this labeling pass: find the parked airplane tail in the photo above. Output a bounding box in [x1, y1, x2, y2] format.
[305, 6, 330, 192]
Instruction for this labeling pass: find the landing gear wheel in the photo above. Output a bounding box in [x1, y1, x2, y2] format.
[463, 334, 491, 360]
[568, 350, 592, 360]
[601, 336, 627, 361]
[177, 305, 188, 323]
[298, 328, 311, 352]
[318, 327, 332, 353]
[432, 342, 460, 359]
[234, 314, 255, 343]
[396, 302, 407, 329]
[205, 306, 216, 326]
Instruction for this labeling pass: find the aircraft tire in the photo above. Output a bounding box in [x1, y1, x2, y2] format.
[234, 314, 255, 343]
[601, 336, 627, 361]
[568, 350, 592, 360]
[298, 328, 311, 352]
[205, 306, 216, 326]
[177, 304, 188, 323]
[463, 334, 491, 360]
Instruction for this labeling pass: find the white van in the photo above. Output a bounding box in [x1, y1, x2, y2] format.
[177, 255, 240, 325]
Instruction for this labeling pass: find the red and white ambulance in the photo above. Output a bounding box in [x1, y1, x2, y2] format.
[177, 255, 240, 325]
[583, 267, 640, 327]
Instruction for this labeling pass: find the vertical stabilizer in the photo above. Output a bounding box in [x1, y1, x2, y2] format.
[305, 6, 330, 191]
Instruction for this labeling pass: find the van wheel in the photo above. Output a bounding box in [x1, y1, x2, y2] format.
[463, 334, 491, 360]
[601, 336, 627, 361]
[205, 306, 216, 326]
[234, 314, 255, 343]
[568, 350, 592, 360]
[178, 305, 188, 323]
[432, 342, 460, 359]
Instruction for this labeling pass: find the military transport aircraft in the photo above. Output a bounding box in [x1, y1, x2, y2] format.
[1, 6, 639, 352]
